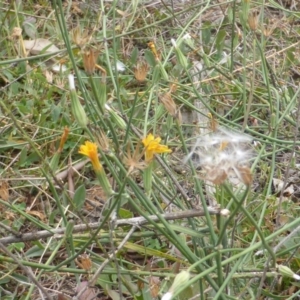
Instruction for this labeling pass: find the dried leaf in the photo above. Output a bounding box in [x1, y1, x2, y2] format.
[134, 60, 149, 82]
[23, 17, 37, 39]
[72, 26, 90, 48]
[76, 282, 97, 300]
[236, 166, 253, 186]
[71, 3, 83, 15]
[76, 253, 92, 271]
[82, 48, 99, 75]
[149, 276, 160, 298]
[43, 70, 53, 83]
[137, 278, 144, 290]
[159, 92, 182, 124]
[159, 92, 177, 116]
[11, 27, 22, 39]
[169, 82, 177, 93]
[4, 211, 15, 221]
[273, 178, 285, 193]
[0, 181, 9, 201]
[204, 168, 227, 185]
[208, 113, 218, 132]
[57, 293, 69, 300]
[26, 209, 46, 221]
[23, 38, 59, 55]
[106, 288, 122, 300]
[248, 10, 259, 31]
[116, 9, 127, 17]
[283, 184, 294, 197]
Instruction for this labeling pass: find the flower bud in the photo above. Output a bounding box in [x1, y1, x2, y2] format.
[171, 39, 188, 69]
[152, 65, 162, 83]
[157, 60, 169, 81]
[162, 271, 190, 300]
[159, 92, 182, 124]
[49, 152, 60, 172]
[82, 48, 99, 75]
[169, 270, 190, 293]
[96, 80, 107, 111]
[58, 127, 69, 153]
[68, 74, 88, 128]
[248, 10, 259, 31]
[79, 141, 113, 198]
[148, 41, 160, 61]
[105, 104, 127, 129]
[161, 292, 172, 300]
[278, 265, 300, 280]
[182, 33, 194, 48]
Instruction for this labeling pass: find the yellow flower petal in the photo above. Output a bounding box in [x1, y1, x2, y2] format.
[142, 133, 154, 146]
[142, 134, 172, 162]
[79, 141, 102, 171]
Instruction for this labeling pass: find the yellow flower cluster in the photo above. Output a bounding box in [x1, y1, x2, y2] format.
[79, 133, 171, 174]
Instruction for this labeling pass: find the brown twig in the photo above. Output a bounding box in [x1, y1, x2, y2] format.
[55, 159, 89, 181]
[0, 207, 221, 245]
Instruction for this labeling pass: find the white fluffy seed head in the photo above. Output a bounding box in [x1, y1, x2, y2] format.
[185, 127, 253, 185]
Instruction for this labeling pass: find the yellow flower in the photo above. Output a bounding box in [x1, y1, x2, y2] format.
[148, 41, 160, 61]
[142, 134, 172, 162]
[79, 141, 102, 171]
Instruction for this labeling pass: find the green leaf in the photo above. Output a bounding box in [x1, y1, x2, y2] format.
[286, 47, 295, 68]
[144, 49, 156, 67]
[9, 242, 25, 252]
[12, 272, 30, 283]
[17, 147, 28, 166]
[130, 46, 139, 65]
[25, 245, 45, 258]
[123, 241, 184, 263]
[0, 277, 10, 285]
[178, 286, 195, 300]
[27, 152, 41, 164]
[202, 21, 211, 45]
[73, 184, 86, 210]
[216, 29, 226, 53]
[118, 207, 133, 219]
[106, 288, 122, 300]
[12, 217, 25, 232]
[51, 104, 62, 122]
[140, 288, 153, 300]
[96, 273, 113, 290]
[23, 19, 37, 39]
